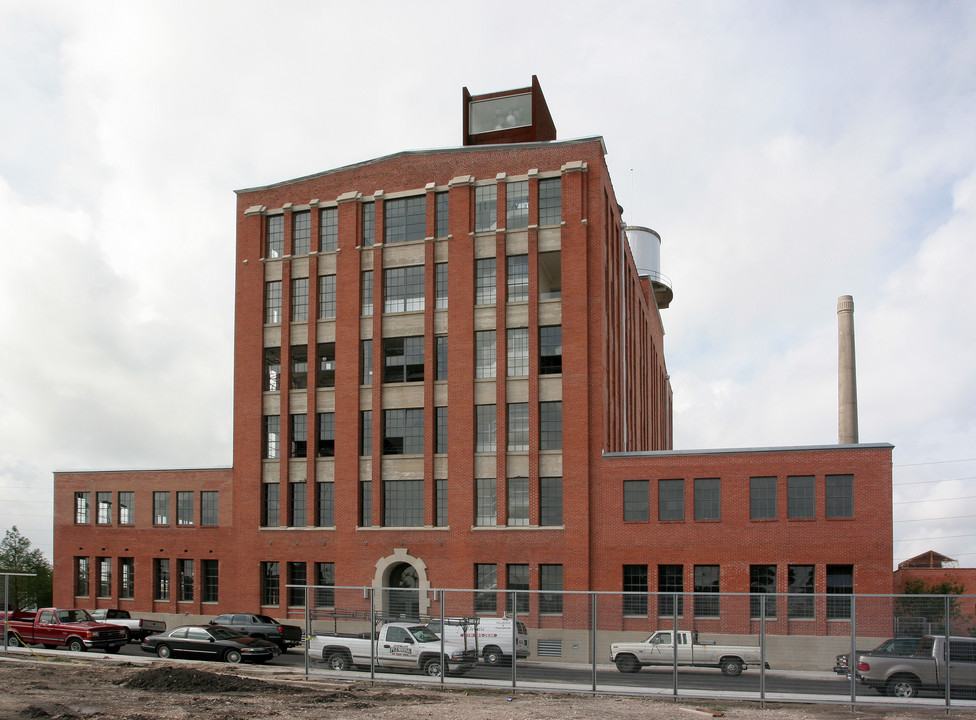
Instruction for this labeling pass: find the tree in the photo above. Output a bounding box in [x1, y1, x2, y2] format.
[0, 526, 53, 610]
[895, 577, 969, 634]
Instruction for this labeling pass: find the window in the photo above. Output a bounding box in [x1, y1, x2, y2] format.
[475, 564, 497, 613]
[475, 257, 496, 305]
[475, 330, 496, 378]
[361, 202, 374, 246]
[262, 483, 280, 526]
[360, 480, 372, 526]
[694, 565, 720, 617]
[177, 559, 193, 602]
[826, 474, 854, 518]
[623, 480, 649, 521]
[435, 406, 447, 454]
[116, 491, 134, 525]
[383, 336, 424, 383]
[265, 280, 282, 324]
[538, 250, 561, 299]
[658, 565, 684, 617]
[361, 339, 373, 385]
[290, 482, 306, 526]
[317, 412, 335, 458]
[435, 262, 448, 309]
[506, 564, 529, 613]
[540, 477, 562, 526]
[826, 564, 853, 619]
[507, 328, 528, 376]
[385, 195, 426, 244]
[507, 403, 529, 451]
[319, 207, 338, 252]
[750, 476, 777, 519]
[360, 410, 372, 456]
[290, 345, 307, 389]
[315, 562, 334, 607]
[316, 342, 335, 387]
[539, 325, 562, 374]
[96, 492, 112, 524]
[540, 565, 563, 614]
[540, 401, 562, 450]
[319, 275, 336, 319]
[74, 557, 89, 596]
[292, 211, 310, 255]
[384, 480, 424, 526]
[788, 475, 815, 519]
[177, 491, 194, 525]
[538, 178, 561, 225]
[153, 491, 170, 525]
[507, 254, 528, 302]
[119, 557, 134, 599]
[506, 180, 528, 229]
[658, 479, 685, 521]
[317, 482, 334, 526]
[74, 492, 90, 524]
[288, 562, 306, 607]
[475, 478, 496, 526]
[475, 404, 496, 452]
[361, 270, 373, 315]
[507, 476, 529, 526]
[435, 191, 449, 238]
[788, 564, 814, 619]
[261, 561, 279, 606]
[384, 265, 425, 312]
[154, 558, 170, 601]
[436, 478, 448, 526]
[201, 491, 218, 526]
[383, 408, 424, 455]
[694, 478, 720, 521]
[750, 565, 777, 619]
[475, 185, 497, 232]
[266, 215, 283, 258]
[97, 557, 111, 597]
[435, 335, 447, 380]
[263, 415, 280, 459]
[202, 559, 219, 603]
[291, 414, 307, 458]
[623, 565, 648, 615]
[264, 347, 281, 391]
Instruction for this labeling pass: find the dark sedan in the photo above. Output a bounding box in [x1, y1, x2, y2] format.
[141, 625, 279, 664]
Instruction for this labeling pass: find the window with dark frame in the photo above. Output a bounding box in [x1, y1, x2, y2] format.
[290, 345, 307, 389]
[435, 192, 449, 238]
[96, 492, 111, 524]
[540, 564, 563, 614]
[384, 480, 424, 526]
[787, 475, 815, 519]
[317, 482, 334, 526]
[658, 479, 685, 521]
[475, 478, 497, 526]
[178, 491, 196, 525]
[264, 347, 281, 391]
[436, 478, 448, 526]
[260, 561, 279, 606]
[317, 412, 335, 457]
[75, 492, 90, 524]
[290, 481, 306, 526]
[290, 414, 307, 458]
[507, 327, 528, 376]
[201, 491, 218, 526]
[383, 265, 425, 313]
[506, 180, 529, 229]
[435, 262, 448, 309]
[540, 477, 562, 526]
[361, 202, 374, 247]
[539, 325, 562, 374]
[658, 564, 684, 617]
[825, 474, 854, 518]
[383, 336, 424, 383]
[539, 401, 562, 450]
[826, 564, 853, 619]
[154, 558, 170, 601]
[265, 280, 282, 324]
[694, 565, 720, 617]
[315, 562, 335, 607]
[202, 559, 219, 603]
[623, 480, 649, 521]
[475, 257, 496, 305]
[153, 491, 169, 525]
[319, 206, 338, 252]
[788, 564, 815, 619]
[623, 565, 648, 615]
[435, 406, 447, 454]
[97, 557, 111, 597]
[75, 556, 89, 596]
[361, 270, 373, 316]
[435, 335, 447, 381]
[475, 564, 497, 613]
[538, 178, 561, 225]
[118, 491, 134, 525]
[318, 275, 336, 319]
[263, 415, 280, 459]
[475, 330, 496, 378]
[750, 564, 777, 619]
[262, 483, 279, 527]
[507, 476, 529, 526]
[360, 480, 372, 526]
[507, 402, 529, 451]
[360, 410, 372, 456]
[507, 254, 528, 302]
[292, 211, 310, 255]
[506, 564, 529, 614]
[385, 195, 426, 244]
[538, 250, 561, 299]
[382, 408, 424, 455]
[288, 562, 307, 607]
[317, 342, 335, 387]
[750, 476, 777, 519]
[694, 478, 720, 521]
[266, 215, 283, 258]
[475, 404, 496, 452]
[177, 559, 193, 602]
[475, 185, 497, 232]
[361, 339, 373, 385]
[119, 557, 134, 599]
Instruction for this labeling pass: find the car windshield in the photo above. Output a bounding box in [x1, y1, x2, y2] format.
[57, 610, 93, 623]
[208, 626, 246, 640]
[409, 626, 440, 643]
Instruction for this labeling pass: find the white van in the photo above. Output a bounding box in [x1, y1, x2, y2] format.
[427, 616, 530, 665]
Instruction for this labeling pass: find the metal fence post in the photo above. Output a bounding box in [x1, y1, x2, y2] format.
[591, 592, 598, 694]
[944, 594, 951, 709]
[671, 593, 679, 697]
[848, 594, 856, 710]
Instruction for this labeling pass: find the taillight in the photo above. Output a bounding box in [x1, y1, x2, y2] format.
[277, 626, 284, 634]
[858, 661, 870, 671]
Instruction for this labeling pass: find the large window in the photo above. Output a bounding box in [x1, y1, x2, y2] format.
[539, 325, 562, 374]
[317, 412, 335, 457]
[538, 177, 561, 225]
[264, 347, 280, 391]
[623, 480, 649, 521]
[119, 557, 134, 599]
[74, 492, 90, 524]
[384, 480, 424, 526]
[201, 491, 218, 526]
[658, 565, 684, 617]
[292, 210, 310, 254]
[475, 478, 497, 526]
[750, 565, 777, 619]
[384, 265, 425, 313]
[435, 192, 449, 238]
[385, 195, 426, 244]
[750, 476, 777, 519]
[507, 254, 528, 302]
[153, 491, 169, 525]
[788, 564, 815, 619]
[177, 559, 194, 602]
[266, 214, 283, 258]
[475, 564, 497, 613]
[658, 479, 685, 521]
[319, 206, 338, 251]
[265, 280, 282, 324]
[539, 401, 562, 450]
[263, 415, 280, 459]
[96, 492, 111, 524]
[262, 483, 280, 526]
[317, 342, 335, 387]
[154, 558, 170, 601]
[383, 336, 424, 383]
[826, 474, 854, 518]
[315, 562, 335, 607]
[475, 330, 496, 378]
[74, 557, 89, 596]
[506, 180, 529, 229]
[826, 564, 853, 619]
[290, 481, 306, 526]
[361, 202, 374, 246]
[507, 476, 529, 526]
[540, 477, 562, 526]
[202, 559, 219, 603]
[507, 402, 529, 451]
[788, 475, 815, 519]
[694, 478, 720, 521]
[290, 345, 307, 389]
[475, 257, 496, 305]
[382, 408, 424, 455]
[177, 491, 194, 525]
[538, 250, 561, 299]
[361, 270, 373, 315]
[475, 404, 496, 452]
[261, 561, 279, 606]
[540, 564, 563, 614]
[318, 275, 336, 319]
[694, 565, 720, 617]
[507, 327, 528, 376]
[475, 185, 497, 232]
[291, 414, 307, 458]
[623, 565, 648, 616]
[506, 564, 529, 613]
[118, 491, 134, 525]
[317, 482, 334, 526]
[288, 562, 307, 607]
[293, 278, 309, 327]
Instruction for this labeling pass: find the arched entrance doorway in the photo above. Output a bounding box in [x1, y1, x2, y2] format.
[387, 563, 419, 618]
[372, 549, 431, 618]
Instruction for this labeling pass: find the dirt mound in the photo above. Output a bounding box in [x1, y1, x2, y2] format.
[120, 666, 290, 694]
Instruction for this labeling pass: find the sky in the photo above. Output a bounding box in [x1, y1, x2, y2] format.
[1, 0, 974, 570]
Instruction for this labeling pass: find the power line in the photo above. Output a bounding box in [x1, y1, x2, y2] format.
[893, 495, 976, 505]
[893, 475, 976, 487]
[894, 515, 975, 523]
[895, 458, 976, 468]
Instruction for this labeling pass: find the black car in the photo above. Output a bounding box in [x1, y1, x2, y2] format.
[208, 613, 303, 652]
[141, 625, 279, 664]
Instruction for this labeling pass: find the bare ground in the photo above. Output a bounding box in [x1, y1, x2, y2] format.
[2, 656, 976, 720]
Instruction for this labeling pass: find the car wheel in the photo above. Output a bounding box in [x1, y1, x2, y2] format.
[6, 633, 21, 647]
[328, 652, 350, 671]
[225, 649, 243, 664]
[483, 646, 503, 666]
[615, 654, 640, 673]
[67, 638, 86, 653]
[156, 644, 172, 659]
[886, 675, 919, 698]
[423, 658, 444, 677]
[720, 658, 744, 677]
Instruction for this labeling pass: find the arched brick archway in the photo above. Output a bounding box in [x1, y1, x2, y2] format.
[371, 549, 431, 617]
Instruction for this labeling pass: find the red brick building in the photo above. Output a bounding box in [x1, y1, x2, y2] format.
[53, 79, 893, 637]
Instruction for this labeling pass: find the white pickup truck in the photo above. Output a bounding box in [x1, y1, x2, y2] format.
[90, 609, 166, 642]
[309, 622, 478, 677]
[610, 630, 766, 676]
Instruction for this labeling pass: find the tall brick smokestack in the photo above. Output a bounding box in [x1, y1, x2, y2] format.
[837, 295, 858, 444]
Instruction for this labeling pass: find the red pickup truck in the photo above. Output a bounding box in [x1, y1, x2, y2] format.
[2, 608, 128, 653]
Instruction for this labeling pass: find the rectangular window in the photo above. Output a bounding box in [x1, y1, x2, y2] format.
[74, 556, 89, 596]
[788, 564, 815, 619]
[154, 558, 170, 601]
[265, 280, 282, 324]
[319, 206, 338, 252]
[177, 559, 193, 602]
[382, 408, 424, 455]
[475, 330, 496, 378]
[385, 195, 426, 244]
[153, 491, 170, 525]
[826, 564, 853, 619]
[540, 477, 563, 526]
[361, 201, 374, 246]
[540, 401, 562, 450]
[435, 335, 447, 381]
[788, 475, 815, 519]
[360, 481, 372, 526]
[74, 492, 90, 524]
[623, 480, 649, 521]
[262, 483, 280, 526]
[290, 345, 307, 389]
[658, 565, 684, 617]
[435, 191, 449, 238]
[623, 565, 648, 616]
[475, 185, 497, 232]
[436, 478, 447, 526]
[315, 562, 335, 607]
[263, 415, 280, 459]
[317, 482, 334, 526]
[97, 557, 111, 597]
[318, 275, 336, 319]
[475, 404, 496, 452]
[266, 214, 283, 258]
[435, 406, 447, 454]
[201, 491, 218, 526]
[826, 474, 854, 518]
[177, 490, 194, 525]
[507, 327, 528, 376]
[506, 180, 528, 229]
[361, 270, 373, 315]
[119, 557, 134, 599]
[475, 478, 497, 526]
[538, 250, 561, 299]
[288, 562, 307, 607]
[750, 565, 777, 619]
[202, 559, 219, 603]
[317, 412, 335, 458]
[506, 564, 529, 614]
[384, 265, 425, 313]
[435, 262, 448, 309]
[96, 491, 112, 524]
[658, 479, 685, 521]
[750, 476, 777, 519]
[383, 336, 424, 383]
[291, 279, 308, 324]
[291, 414, 307, 458]
[360, 410, 372, 456]
[507, 402, 529, 451]
[361, 339, 373, 385]
[475, 564, 497, 613]
[261, 561, 279, 606]
[384, 480, 424, 526]
[539, 325, 562, 374]
[290, 482, 307, 526]
[507, 476, 529, 526]
[292, 210, 310, 255]
[264, 347, 281, 391]
[507, 254, 528, 302]
[475, 257, 496, 305]
[694, 565, 720, 617]
[117, 491, 134, 525]
[317, 342, 335, 387]
[540, 564, 563, 614]
[694, 478, 720, 521]
[538, 177, 562, 225]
